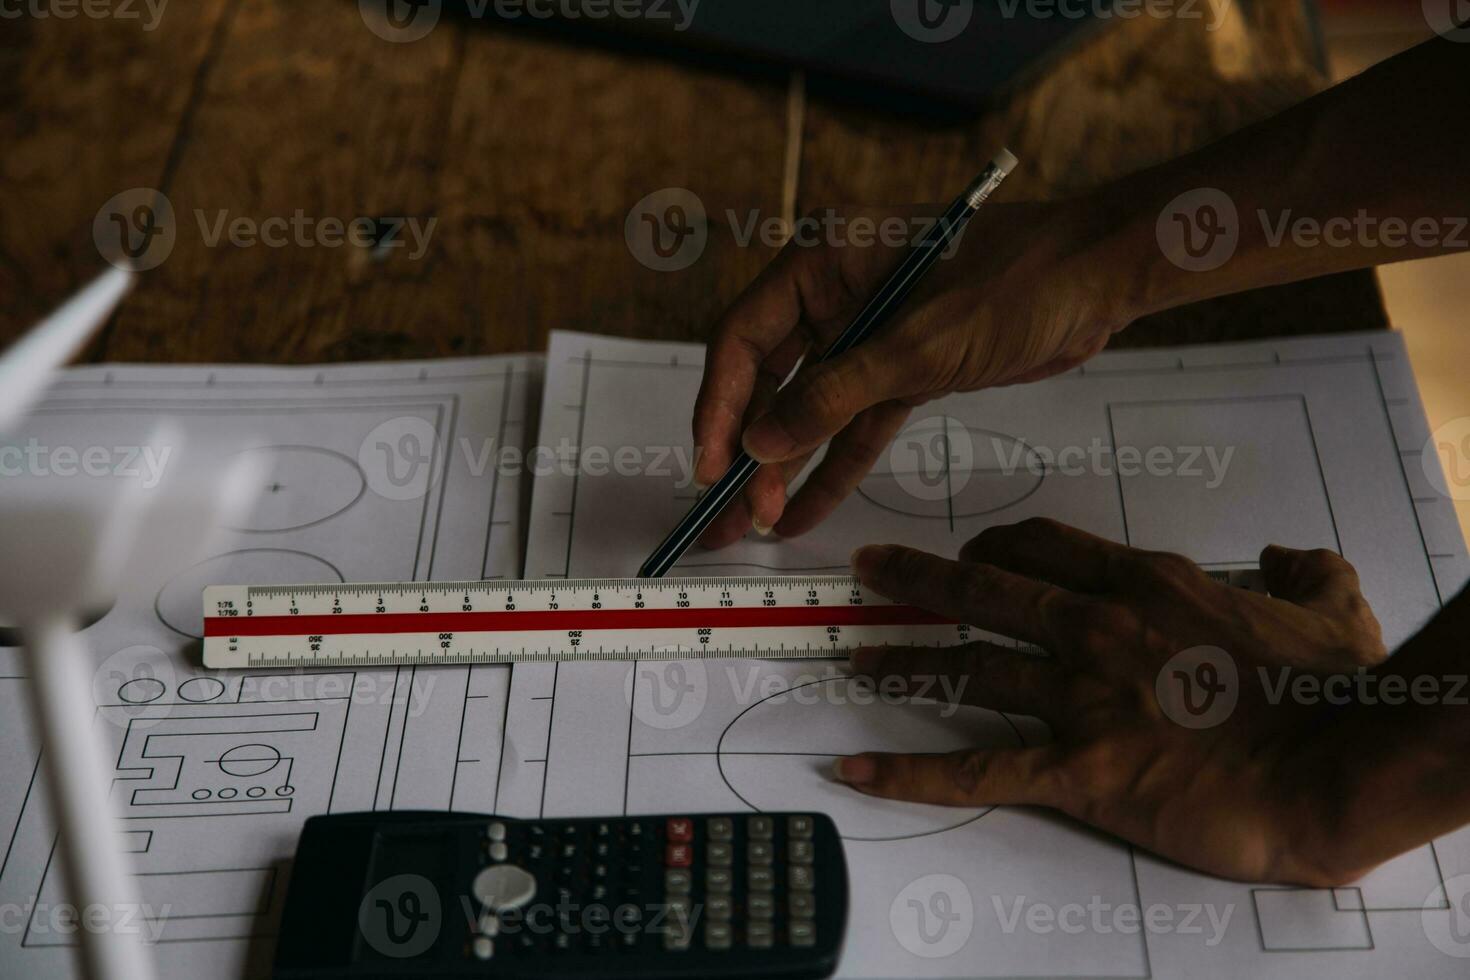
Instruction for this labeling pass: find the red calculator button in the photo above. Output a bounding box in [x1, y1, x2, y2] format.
[666, 818, 694, 843]
[665, 844, 693, 867]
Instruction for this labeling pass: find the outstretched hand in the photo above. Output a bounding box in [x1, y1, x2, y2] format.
[835, 518, 1392, 886]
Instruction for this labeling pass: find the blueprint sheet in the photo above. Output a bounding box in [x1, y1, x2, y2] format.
[0, 355, 540, 978]
[501, 330, 1470, 978]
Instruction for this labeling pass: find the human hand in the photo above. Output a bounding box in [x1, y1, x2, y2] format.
[691, 202, 1130, 547]
[835, 518, 1394, 886]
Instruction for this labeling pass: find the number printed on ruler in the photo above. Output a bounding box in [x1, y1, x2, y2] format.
[201, 577, 969, 670]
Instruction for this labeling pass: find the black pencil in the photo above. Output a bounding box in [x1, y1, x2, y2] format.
[638, 151, 1019, 578]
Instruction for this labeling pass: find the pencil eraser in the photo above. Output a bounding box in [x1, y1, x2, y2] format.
[993, 148, 1019, 175]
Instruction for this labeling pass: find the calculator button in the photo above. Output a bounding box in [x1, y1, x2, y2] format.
[488, 841, 508, 862]
[487, 821, 508, 842]
[472, 865, 537, 911]
[748, 893, 774, 919]
[707, 842, 732, 867]
[472, 936, 494, 960]
[554, 932, 573, 952]
[664, 869, 692, 894]
[707, 895, 732, 921]
[788, 815, 814, 839]
[747, 816, 774, 840]
[789, 840, 814, 864]
[790, 892, 816, 918]
[707, 817, 733, 841]
[666, 818, 694, 843]
[789, 919, 817, 947]
[748, 868, 775, 891]
[706, 869, 733, 892]
[747, 921, 775, 948]
[477, 912, 500, 937]
[665, 843, 692, 867]
[789, 865, 815, 890]
[747, 841, 773, 866]
[705, 922, 733, 950]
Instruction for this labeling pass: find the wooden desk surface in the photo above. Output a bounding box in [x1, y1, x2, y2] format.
[0, 0, 1385, 362]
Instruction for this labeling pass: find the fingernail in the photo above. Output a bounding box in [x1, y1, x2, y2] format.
[694, 480, 710, 493]
[833, 756, 876, 785]
[753, 518, 773, 537]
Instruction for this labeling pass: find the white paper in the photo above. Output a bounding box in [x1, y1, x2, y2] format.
[0, 355, 540, 978]
[504, 329, 1470, 978]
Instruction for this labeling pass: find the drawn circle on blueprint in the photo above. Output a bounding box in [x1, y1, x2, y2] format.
[247, 787, 266, 798]
[861, 423, 1044, 520]
[155, 549, 344, 639]
[276, 786, 295, 796]
[178, 677, 227, 703]
[93, 644, 177, 731]
[192, 789, 211, 800]
[217, 743, 283, 778]
[218, 787, 238, 799]
[716, 677, 1027, 841]
[118, 678, 166, 703]
[225, 446, 367, 533]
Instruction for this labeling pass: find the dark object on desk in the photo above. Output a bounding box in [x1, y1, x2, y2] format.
[274, 809, 848, 979]
[449, 0, 1112, 114]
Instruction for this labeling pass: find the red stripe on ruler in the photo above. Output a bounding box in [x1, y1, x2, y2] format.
[204, 604, 951, 638]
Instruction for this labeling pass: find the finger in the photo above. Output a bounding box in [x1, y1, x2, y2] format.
[776, 402, 912, 537]
[693, 256, 814, 483]
[697, 493, 756, 551]
[833, 747, 1065, 808]
[853, 544, 1075, 648]
[850, 641, 1060, 717]
[697, 452, 816, 549]
[741, 337, 922, 464]
[740, 356, 796, 533]
[698, 343, 810, 546]
[1259, 545, 1375, 623]
[959, 518, 1129, 594]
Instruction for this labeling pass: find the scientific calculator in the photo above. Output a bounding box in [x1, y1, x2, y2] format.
[273, 810, 848, 979]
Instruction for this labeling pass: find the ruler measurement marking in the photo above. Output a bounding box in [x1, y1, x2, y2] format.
[200, 574, 1036, 670]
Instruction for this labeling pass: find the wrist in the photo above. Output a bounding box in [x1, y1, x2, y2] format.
[1059, 179, 1217, 324]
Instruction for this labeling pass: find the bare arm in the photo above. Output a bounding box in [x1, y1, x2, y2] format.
[692, 38, 1470, 545]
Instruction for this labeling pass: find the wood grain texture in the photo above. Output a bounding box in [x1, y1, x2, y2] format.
[0, 0, 234, 348]
[0, 0, 1385, 363]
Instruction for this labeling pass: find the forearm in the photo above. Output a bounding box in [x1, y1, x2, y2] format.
[1068, 37, 1470, 320]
